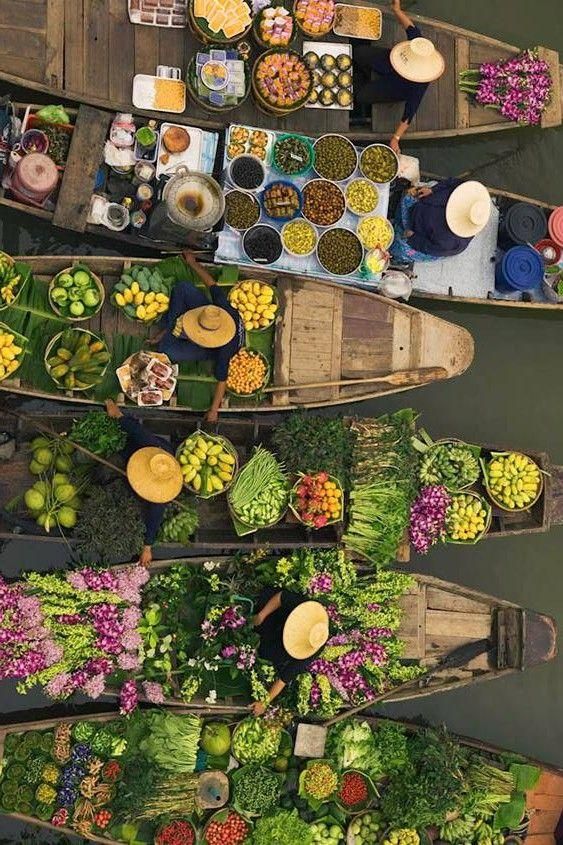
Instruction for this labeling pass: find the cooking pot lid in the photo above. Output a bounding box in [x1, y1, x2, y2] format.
[505, 202, 547, 244]
[502, 246, 544, 290]
[17, 153, 58, 191]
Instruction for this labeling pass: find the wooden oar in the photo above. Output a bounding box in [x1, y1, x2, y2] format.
[2, 407, 127, 477]
[264, 366, 448, 394]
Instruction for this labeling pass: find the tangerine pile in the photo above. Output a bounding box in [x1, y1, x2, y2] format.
[293, 471, 342, 528]
[227, 349, 268, 395]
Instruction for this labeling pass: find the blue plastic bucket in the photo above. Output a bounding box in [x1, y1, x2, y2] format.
[495, 246, 544, 292]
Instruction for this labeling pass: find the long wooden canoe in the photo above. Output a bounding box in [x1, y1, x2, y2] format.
[0, 407, 560, 552]
[0, 255, 474, 410]
[2, 103, 562, 312]
[0, 3, 560, 140]
[102, 556, 557, 710]
[1, 711, 562, 845]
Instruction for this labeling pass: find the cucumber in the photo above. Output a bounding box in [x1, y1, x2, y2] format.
[124, 304, 137, 319]
[114, 282, 127, 293]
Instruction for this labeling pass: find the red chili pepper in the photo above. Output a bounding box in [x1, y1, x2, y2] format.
[338, 772, 369, 806]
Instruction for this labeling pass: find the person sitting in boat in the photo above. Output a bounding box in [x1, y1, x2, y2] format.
[249, 588, 329, 716]
[353, 0, 445, 154]
[150, 251, 244, 422]
[105, 399, 183, 568]
[390, 179, 492, 263]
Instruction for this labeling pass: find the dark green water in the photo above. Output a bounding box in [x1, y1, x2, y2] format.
[0, 5, 562, 840]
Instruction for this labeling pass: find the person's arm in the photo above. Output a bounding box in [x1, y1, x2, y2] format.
[183, 250, 217, 290]
[140, 502, 167, 567]
[390, 0, 414, 31]
[250, 679, 286, 717]
[253, 591, 282, 627]
[389, 118, 410, 154]
[205, 380, 227, 423]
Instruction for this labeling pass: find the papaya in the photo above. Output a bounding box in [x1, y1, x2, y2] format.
[89, 341, 105, 353]
[57, 348, 72, 361]
[50, 364, 69, 379]
[69, 348, 91, 369]
[91, 351, 110, 364]
[47, 356, 64, 367]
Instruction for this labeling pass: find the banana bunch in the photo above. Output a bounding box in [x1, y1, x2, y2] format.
[0, 255, 22, 306]
[486, 452, 541, 510]
[419, 442, 480, 490]
[0, 327, 24, 380]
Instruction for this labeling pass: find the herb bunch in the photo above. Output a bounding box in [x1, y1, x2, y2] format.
[72, 480, 145, 562]
[271, 413, 355, 489]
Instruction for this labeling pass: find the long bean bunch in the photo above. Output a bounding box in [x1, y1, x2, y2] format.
[229, 446, 288, 527]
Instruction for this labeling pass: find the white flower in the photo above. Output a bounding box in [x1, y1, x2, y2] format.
[205, 689, 217, 704]
[203, 561, 217, 571]
[187, 658, 197, 667]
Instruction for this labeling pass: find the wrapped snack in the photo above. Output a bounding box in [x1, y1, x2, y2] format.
[138, 389, 163, 406]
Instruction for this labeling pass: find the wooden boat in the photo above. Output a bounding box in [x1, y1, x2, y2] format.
[96, 556, 557, 710]
[0, 407, 561, 552]
[0, 3, 559, 140]
[0, 255, 474, 410]
[1, 711, 562, 845]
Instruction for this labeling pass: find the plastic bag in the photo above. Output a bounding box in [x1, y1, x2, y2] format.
[35, 105, 70, 125]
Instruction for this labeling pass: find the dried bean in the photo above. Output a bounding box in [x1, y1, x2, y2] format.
[302, 179, 345, 226]
[225, 190, 260, 230]
[314, 134, 357, 181]
[317, 228, 363, 275]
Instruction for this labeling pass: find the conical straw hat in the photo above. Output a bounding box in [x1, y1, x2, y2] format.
[390, 37, 445, 83]
[446, 181, 492, 238]
[127, 447, 183, 503]
[283, 601, 329, 660]
[182, 305, 236, 349]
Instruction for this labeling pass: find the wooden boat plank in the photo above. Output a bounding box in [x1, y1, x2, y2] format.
[134, 14, 161, 76]
[435, 29, 457, 131]
[0, 0, 47, 30]
[535, 771, 563, 797]
[84, 0, 111, 99]
[469, 39, 516, 66]
[108, 0, 137, 106]
[538, 45, 563, 128]
[45, 0, 64, 87]
[455, 37, 471, 130]
[391, 309, 412, 371]
[64, 0, 84, 94]
[426, 609, 492, 639]
[528, 811, 562, 836]
[426, 587, 490, 614]
[53, 104, 112, 232]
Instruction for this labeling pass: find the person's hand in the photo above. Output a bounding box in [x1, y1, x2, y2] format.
[139, 545, 153, 568]
[389, 135, 401, 155]
[253, 612, 264, 627]
[391, 0, 401, 8]
[105, 398, 123, 419]
[205, 408, 219, 423]
[404, 229, 414, 238]
[416, 186, 433, 199]
[249, 701, 267, 717]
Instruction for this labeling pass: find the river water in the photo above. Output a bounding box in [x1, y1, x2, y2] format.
[0, 1, 562, 839]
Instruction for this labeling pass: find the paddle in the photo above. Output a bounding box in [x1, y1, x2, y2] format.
[264, 366, 448, 394]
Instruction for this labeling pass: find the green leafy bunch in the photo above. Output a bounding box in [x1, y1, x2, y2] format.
[69, 411, 127, 457]
[72, 479, 145, 563]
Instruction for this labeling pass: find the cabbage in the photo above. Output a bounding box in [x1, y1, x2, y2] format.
[326, 719, 382, 779]
[36, 105, 70, 125]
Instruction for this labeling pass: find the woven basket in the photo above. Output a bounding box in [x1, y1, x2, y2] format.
[445, 490, 492, 545]
[48, 265, 105, 322]
[44, 328, 109, 392]
[481, 451, 544, 513]
[176, 432, 239, 499]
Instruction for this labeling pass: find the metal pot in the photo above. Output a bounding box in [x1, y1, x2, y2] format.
[162, 165, 225, 232]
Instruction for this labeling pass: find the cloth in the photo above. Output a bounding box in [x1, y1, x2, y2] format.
[390, 193, 440, 263]
[353, 25, 428, 122]
[158, 280, 244, 381]
[256, 587, 321, 685]
[119, 414, 174, 546]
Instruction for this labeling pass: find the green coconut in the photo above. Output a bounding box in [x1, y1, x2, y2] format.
[24, 488, 45, 513]
[57, 506, 77, 529]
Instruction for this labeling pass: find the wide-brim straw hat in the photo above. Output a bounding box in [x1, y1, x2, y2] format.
[127, 447, 183, 504]
[182, 304, 236, 349]
[446, 181, 492, 238]
[283, 601, 330, 660]
[390, 37, 445, 83]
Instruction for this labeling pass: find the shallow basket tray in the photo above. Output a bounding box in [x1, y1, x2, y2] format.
[231, 764, 285, 817]
[227, 349, 272, 397]
[347, 810, 384, 845]
[272, 132, 315, 177]
[481, 451, 544, 513]
[228, 281, 279, 333]
[420, 438, 482, 493]
[44, 328, 109, 392]
[335, 769, 377, 816]
[0, 322, 28, 382]
[176, 432, 239, 499]
[293, 0, 334, 38]
[289, 472, 344, 528]
[252, 48, 314, 115]
[48, 264, 105, 322]
[445, 490, 492, 545]
[202, 806, 253, 843]
[155, 818, 197, 844]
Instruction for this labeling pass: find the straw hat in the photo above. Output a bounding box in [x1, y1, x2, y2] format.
[283, 601, 329, 660]
[127, 447, 183, 504]
[182, 305, 236, 349]
[390, 37, 445, 83]
[446, 181, 492, 239]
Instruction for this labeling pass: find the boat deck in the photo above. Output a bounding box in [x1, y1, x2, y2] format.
[1, 1, 560, 139]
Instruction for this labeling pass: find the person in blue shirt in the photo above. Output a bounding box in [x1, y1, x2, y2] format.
[390, 179, 492, 262]
[152, 251, 244, 422]
[105, 399, 183, 568]
[353, 0, 445, 154]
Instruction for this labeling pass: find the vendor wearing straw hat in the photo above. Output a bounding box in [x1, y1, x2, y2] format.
[151, 251, 244, 423]
[353, 0, 445, 154]
[390, 179, 492, 262]
[105, 399, 183, 568]
[250, 588, 329, 716]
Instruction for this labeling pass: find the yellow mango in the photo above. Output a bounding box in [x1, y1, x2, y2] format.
[134, 291, 145, 305]
[130, 281, 140, 295]
[115, 292, 126, 307]
[136, 305, 146, 320]
[155, 292, 168, 303]
[156, 303, 168, 313]
[145, 291, 156, 304]
[252, 282, 261, 295]
[123, 288, 133, 304]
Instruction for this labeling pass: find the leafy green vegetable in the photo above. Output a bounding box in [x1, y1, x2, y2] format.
[252, 809, 313, 845]
[72, 479, 146, 563]
[493, 793, 526, 830]
[509, 763, 540, 792]
[272, 413, 354, 489]
[138, 711, 201, 773]
[233, 764, 282, 815]
[326, 720, 382, 779]
[69, 411, 127, 457]
[373, 722, 409, 774]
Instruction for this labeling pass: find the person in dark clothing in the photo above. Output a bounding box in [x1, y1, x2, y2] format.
[105, 399, 183, 568]
[151, 251, 244, 423]
[250, 587, 329, 716]
[353, 0, 445, 154]
[390, 179, 492, 262]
